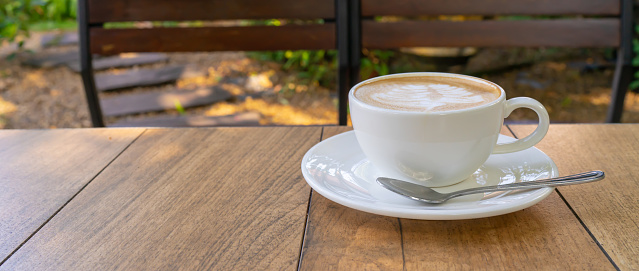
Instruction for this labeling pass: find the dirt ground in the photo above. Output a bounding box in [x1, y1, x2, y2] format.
[2, 31, 639, 129]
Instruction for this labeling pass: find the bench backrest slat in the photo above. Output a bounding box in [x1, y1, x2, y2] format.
[87, 0, 336, 55]
[88, 0, 334, 23]
[363, 19, 619, 48]
[91, 24, 336, 55]
[362, 0, 619, 16]
[361, 0, 621, 48]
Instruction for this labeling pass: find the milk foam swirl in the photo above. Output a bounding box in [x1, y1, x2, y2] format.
[368, 83, 488, 111]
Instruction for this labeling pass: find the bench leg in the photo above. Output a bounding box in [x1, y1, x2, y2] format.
[336, 0, 350, 125]
[78, 0, 105, 127]
[348, 0, 361, 113]
[336, 0, 362, 125]
[606, 60, 633, 123]
[607, 0, 634, 123]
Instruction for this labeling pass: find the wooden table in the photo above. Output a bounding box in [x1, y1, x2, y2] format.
[0, 125, 637, 270]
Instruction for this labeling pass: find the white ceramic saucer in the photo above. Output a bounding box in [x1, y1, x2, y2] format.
[301, 131, 558, 220]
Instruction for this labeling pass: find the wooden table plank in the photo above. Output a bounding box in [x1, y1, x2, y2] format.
[299, 126, 405, 270]
[509, 124, 639, 270]
[0, 127, 321, 270]
[401, 192, 612, 270]
[109, 112, 261, 127]
[300, 126, 614, 270]
[0, 128, 144, 263]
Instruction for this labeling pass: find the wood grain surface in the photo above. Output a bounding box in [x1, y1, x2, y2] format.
[299, 127, 405, 270]
[0, 127, 321, 270]
[2, 125, 633, 270]
[88, 0, 334, 22]
[109, 112, 261, 128]
[509, 124, 639, 270]
[0, 128, 144, 263]
[299, 126, 614, 270]
[400, 192, 612, 270]
[362, 0, 619, 16]
[363, 19, 619, 49]
[90, 24, 336, 55]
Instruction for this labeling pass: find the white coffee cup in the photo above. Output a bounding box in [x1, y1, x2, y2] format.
[349, 72, 550, 187]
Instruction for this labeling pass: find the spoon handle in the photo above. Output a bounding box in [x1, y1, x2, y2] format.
[450, 171, 605, 198]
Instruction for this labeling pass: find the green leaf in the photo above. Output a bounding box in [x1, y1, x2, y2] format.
[162, 21, 178, 27]
[267, 19, 281, 26]
[560, 97, 572, 108]
[69, 0, 77, 18]
[282, 57, 296, 70]
[301, 51, 310, 67]
[360, 58, 372, 68]
[298, 71, 311, 78]
[629, 80, 639, 90]
[314, 50, 325, 62]
[0, 23, 18, 40]
[312, 65, 327, 82]
[360, 58, 374, 79]
[174, 99, 186, 115]
[30, 0, 48, 7]
[5, 52, 17, 60]
[378, 64, 389, 75]
[273, 51, 284, 61]
[284, 50, 293, 59]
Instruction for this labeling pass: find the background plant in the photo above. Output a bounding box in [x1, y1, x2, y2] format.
[248, 50, 337, 93]
[0, 0, 77, 46]
[629, 25, 639, 90]
[360, 49, 394, 80]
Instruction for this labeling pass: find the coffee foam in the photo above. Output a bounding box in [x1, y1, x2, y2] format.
[354, 76, 501, 112]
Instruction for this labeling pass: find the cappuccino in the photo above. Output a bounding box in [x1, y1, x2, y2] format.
[349, 72, 549, 187]
[354, 75, 501, 112]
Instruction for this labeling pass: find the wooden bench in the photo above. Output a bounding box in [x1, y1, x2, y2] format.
[78, 0, 355, 127]
[349, 0, 634, 122]
[79, 0, 633, 126]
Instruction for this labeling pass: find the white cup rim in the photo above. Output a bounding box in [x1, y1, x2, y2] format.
[349, 72, 506, 115]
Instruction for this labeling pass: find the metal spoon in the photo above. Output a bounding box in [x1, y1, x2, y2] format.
[376, 171, 604, 204]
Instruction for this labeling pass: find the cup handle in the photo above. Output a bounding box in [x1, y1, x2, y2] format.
[492, 97, 550, 154]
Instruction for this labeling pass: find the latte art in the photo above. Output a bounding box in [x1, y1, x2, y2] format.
[370, 83, 487, 111]
[355, 76, 500, 112]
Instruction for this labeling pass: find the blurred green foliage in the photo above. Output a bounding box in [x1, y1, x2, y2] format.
[0, 0, 77, 44]
[360, 49, 394, 79]
[245, 18, 394, 91]
[29, 19, 76, 31]
[248, 50, 338, 93]
[248, 49, 394, 92]
[248, 49, 396, 92]
[630, 26, 639, 90]
[104, 21, 204, 29]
